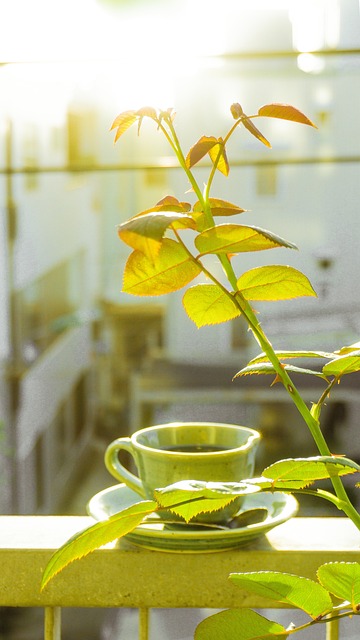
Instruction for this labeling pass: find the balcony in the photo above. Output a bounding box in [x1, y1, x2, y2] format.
[1, 515, 359, 640]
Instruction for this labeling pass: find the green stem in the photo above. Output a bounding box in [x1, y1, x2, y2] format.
[311, 377, 338, 421]
[233, 296, 360, 528]
[161, 117, 206, 209]
[204, 145, 221, 204]
[279, 487, 350, 512]
[286, 608, 359, 636]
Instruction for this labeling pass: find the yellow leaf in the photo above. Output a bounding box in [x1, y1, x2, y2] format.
[236, 265, 317, 301]
[183, 284, 240, 327]
[111, 110, 137, 142]
[195, 224, 296, 256]
[258, 103, 317, 128]
[123, 238, 201, 296]
[208, 140, 229, 176]
[136, 106, 157, 119]
[118, 212, 195, 259]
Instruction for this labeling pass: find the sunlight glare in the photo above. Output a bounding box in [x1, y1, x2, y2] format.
[289, 0, 340, 52]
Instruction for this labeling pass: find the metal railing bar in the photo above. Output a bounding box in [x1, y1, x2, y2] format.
[44, 607, 61, 640]
[139, 608, 149, 640]
[326, 617, 339, 640]
[1, 155, 360, 176]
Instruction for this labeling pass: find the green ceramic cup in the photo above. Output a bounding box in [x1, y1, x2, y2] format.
[104, 422, 261, 523]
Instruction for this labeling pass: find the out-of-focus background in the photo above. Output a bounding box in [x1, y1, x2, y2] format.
[2, 1, 360, 638]
[1, 0, 360, 517]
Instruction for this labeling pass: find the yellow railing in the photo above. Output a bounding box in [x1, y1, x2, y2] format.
[1, 515, 359, 640]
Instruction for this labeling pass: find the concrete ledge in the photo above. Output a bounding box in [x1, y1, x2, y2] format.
[0, 516, 359, 608]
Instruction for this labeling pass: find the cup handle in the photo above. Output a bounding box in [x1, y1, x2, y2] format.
[104, 437, 146, 498]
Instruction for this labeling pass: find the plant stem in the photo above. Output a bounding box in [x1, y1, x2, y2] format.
[161, 117, 206, 210]
[311, 377, 338, 421]
[285, 608, 359, 636]
[233, 295, 360, 527]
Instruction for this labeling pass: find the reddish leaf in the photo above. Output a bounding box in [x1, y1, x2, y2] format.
[194, 198, 246, 217]
[186, 136, 218, 168]
[156, 195, 191, 212]
[230, 103, 244, 119]
[132, 196, 192, 219]
[258, 103, 317, 128]
[242, 117, 271, 148]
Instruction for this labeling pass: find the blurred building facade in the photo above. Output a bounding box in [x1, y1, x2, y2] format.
[1, 0, 360, 513]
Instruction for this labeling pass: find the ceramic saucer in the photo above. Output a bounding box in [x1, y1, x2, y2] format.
[87, 484, 298, 552]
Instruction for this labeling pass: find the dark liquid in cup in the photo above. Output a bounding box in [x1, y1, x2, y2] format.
[162, 444, 231, 453]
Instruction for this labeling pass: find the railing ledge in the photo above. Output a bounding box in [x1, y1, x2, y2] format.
[0, 516, 359, 609]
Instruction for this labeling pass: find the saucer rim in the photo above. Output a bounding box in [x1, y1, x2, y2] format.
[87, 484, 298, 548]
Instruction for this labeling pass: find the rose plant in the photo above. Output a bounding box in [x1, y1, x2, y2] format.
[42, 101, 360, 638]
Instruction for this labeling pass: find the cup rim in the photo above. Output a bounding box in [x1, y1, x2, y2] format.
[131, 421, 261, 455]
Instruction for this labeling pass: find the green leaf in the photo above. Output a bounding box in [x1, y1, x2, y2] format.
[258, 103, 317, 128]
[334, 341, 360, 356]
[233, 362, 328, 380]
[193, 198, 246, 217]
[154, 480, 259, 523]
[117, 212, 195, 258]
[186, 135, 218, 168]
[229, 571, 333, 619]
[317, 562, 360, 610]
[322, 352, 360, 376]
[262, 457, 360, 488]
[248, 350, 336, 365]
[237, 265, 317, 301]
[242, 117, 271, 148]
[195, 224, 297, 256]
[195, 608, 288, 640]
[183, 284, 240, 328]
[245, 475, 308, 490]
[41, 500, 156, 589]
[123, 238, 201, 296]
